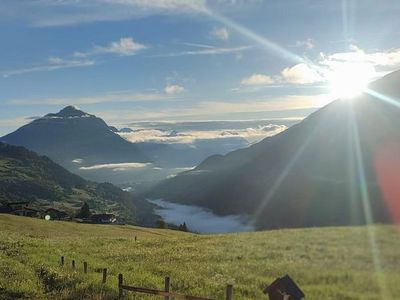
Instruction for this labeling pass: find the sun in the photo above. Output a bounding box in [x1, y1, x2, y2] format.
[328, 63, 376, 100]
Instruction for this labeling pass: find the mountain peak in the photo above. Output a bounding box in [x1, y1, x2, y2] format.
[57, 106, 90, 117]
[44, 106, 93, 119]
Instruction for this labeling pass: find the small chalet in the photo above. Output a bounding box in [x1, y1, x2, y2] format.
[45, 208, 71, 221]
[13, 207, 41, 217]
[264, 275, 305, 300]
[6, 201, 31, 211]
[89, 214, 117, 224]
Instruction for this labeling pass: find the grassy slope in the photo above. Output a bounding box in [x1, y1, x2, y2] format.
[0, 142, 155, 225]
[0, 215, 399, 300]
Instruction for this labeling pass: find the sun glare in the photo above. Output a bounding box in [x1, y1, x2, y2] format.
[328, 63, 376, 100]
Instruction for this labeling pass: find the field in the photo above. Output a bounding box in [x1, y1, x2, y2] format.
[0, 215, 399, 300]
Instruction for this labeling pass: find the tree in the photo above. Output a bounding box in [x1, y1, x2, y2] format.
[76, 202, 91, 218]
[178, 222, 188, 232]
[157, 219, 168, 229]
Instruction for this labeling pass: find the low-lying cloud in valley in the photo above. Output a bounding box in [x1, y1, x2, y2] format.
[118, 121, 288, 144]
[149, 199, 254, 233]
[79, 162, 152, 171]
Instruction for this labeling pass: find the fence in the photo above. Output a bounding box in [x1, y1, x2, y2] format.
[60, 256, 233, 299]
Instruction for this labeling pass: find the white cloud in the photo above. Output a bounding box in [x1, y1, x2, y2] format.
[295, 38, 315, 49]
[75, 37, 146, 57]
[90, 94, 327, 126]
[7, 90, 173, 105]
[200, 94, 330, 113]
[155, 45, 251, 57]
[2, 0, 263, 27]
[281, 63, 324, 84]
[321, 45, 400, 68]
[165, 84, 185, 95]
[79, 162, 152, 171]
[5, 0, 208, 27]
[241, 73, 274, 86]
[1, 57, 95, 77]
[210, 27, 229, 41]
[119, 125, 287, 144]
[240, 46, 400, 88]
[0, 117, 32, 129]
[2, 37, 146, 78]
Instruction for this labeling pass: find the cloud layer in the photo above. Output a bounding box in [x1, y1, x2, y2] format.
[79, 162, 152, 171]
[74, 37, 146, 57]
[7, 90, 172, 105]
[2, 0, 208, 27]
[165, 84, 185, 95]
[2, 57, 94, 78]
[118, 124, 287, 144]
[241, 74, 274, 86]
[210, 27, 229, 41]
[281, 63, 324, 84]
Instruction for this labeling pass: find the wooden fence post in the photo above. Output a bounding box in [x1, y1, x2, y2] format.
[102, 268, 107, 284]
[164, 276, 170, 300]
[118, 273, 123, 299]
[72, 260, 75, 270]
[60, 256, 64, 266]
[135, 236, 137, 242]
[226, 284, 233, 300]
[83, 261, 88, 274]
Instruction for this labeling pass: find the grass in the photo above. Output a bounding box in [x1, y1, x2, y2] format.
[0, 214, 399, 299]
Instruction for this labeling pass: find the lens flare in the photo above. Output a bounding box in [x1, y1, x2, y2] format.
[374, 143, 400, 225]
[350, 106, 390, 299]
[328, 63, 376, 100]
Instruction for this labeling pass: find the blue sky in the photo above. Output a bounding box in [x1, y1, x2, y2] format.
[1, 0, 400, 135]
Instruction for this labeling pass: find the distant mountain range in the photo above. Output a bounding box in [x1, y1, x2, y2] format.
[0, 106, 251, 185]
[149, 70, 400, 230]
[0, 142, 155, 225]
[1, 106, 150, 168]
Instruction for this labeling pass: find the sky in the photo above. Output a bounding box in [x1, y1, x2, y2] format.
[1, 0, 400, 135]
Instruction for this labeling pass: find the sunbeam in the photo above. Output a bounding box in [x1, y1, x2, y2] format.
[365, 88, 400, 109]
[350, 104, 391, 299]
[249, 107, 332, 226]
[249, 133, 313, 226]
[204, 8, 325, 75]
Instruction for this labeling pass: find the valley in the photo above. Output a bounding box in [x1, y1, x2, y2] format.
[1, 2, 400, 299]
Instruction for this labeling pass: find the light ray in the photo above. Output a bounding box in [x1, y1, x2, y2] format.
[204, 8, 326, 75]
[250, 132, 313, 225]
[249, 108, 330, 226]
[341, 0, 350, 41]
[365, 88, 400, 109]
[350, 104, 390, 299]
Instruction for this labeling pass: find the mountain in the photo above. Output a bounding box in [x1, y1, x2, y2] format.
[136, 136, 250, 168]
[0, 106, 249, 185]
[149, 70, 400, 230]
[0, 142, 155, 225]
[0, 106, 149, 168]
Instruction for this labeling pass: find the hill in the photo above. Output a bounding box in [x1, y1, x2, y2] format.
[149, 70, 400, 230]
[0, 142, 155, 225]
[0, 215, 399, 299]
[0, 106, 149, 168]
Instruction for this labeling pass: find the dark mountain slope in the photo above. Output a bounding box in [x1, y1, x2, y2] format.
[0, 142, 155, 225]
[149, 70, 400, 229]
[0, 106, 149, 167]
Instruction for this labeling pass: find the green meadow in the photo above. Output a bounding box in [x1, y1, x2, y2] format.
[0, 214, 399, 300]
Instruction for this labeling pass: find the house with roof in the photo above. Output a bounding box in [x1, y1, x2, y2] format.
[0, 201, 42, 217]
[89, 213, 117, 224]
[45, 208, 71, 221]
